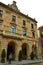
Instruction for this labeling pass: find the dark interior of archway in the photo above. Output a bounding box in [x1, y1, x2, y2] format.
[22, 45, 27, 55]
[22, 44, 27, 60]
[7, 43, 14, 60]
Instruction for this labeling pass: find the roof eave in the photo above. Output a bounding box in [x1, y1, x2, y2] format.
[0, 2, 37, 23]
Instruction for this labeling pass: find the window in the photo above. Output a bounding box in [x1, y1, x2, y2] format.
[32, 32, 35, 38]
[12, 16, 16, 22]
[23, 20, 26, 26]
[22, 29, 26, 36]
[0, 23, 2, 28]
[31, 24, 34, 29]
[10, 26, 16, 33]
[41, 31, 43, 35]
[0, 10, 3, 17]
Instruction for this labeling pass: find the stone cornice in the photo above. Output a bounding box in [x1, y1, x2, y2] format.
[0, 2, 37, 23]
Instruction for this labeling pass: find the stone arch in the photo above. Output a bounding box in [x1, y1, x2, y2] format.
[7, 41, 17, 60]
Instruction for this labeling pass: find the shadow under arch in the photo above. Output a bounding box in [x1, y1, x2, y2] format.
[22, 43, 28, 59]
[20, 43, 29, 60]
[7, 41, 16, 60]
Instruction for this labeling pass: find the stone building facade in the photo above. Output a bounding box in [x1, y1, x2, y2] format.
[0, 1, 38, 61]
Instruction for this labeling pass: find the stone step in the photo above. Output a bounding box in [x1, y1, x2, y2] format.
[0, 60, 43, 65]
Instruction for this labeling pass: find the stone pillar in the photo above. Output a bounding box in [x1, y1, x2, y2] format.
[36, 42, 39, 59]
[4, 45, 7, 61]
[15, 45, 21, 61]
[27, 44, 32, 60]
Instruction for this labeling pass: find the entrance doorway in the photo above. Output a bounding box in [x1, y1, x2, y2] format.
[7, 41, 15, 60]
[22, 43, 28, 60]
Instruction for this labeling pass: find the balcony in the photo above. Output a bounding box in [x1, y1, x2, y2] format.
[0, 30, 31, 40]
[10, 22, 17, 26]
[2, 31, 23, 39]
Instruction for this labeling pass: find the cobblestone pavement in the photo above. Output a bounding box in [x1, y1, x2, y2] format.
[0, 60, 43, 65]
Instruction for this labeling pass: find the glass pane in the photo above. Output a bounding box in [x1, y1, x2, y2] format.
[10, 26, 16, 33]
[32, 32, 35, 38]
[22, 29, 26, 36]
[23, 20, 26, 25]
[12, 16, 16, 22]
[0, 23, 2, 28]
[0, 10, 3, 17]
[31, 24, 34, 28]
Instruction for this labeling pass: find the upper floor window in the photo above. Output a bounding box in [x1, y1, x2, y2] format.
[0, 10, 3, 17]
[41, 31, 43, 35]
[31, 24, 34, 29]
[23, 20, 26, 26]
[0, 23, 2, 28]
[10, 26, 16, 33]
[12, 16, 16, 22]
[32, 32, 35, 38]
[22, 29, 26, 36]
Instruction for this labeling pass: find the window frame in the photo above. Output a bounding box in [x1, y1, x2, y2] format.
[41, 31, 43, 35]
[32, 31, 35, 38]
[0, 10, 3, 17]
[0, 23, 2, 28]
[31, 24, 34, 29]
[12, 15, 16, 22]
[22, 29, 26, 36]
[10, 26, 16, 33]
[23, 20, 26, 26]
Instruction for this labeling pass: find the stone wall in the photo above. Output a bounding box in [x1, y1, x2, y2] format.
[0, 2, 38, 61]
